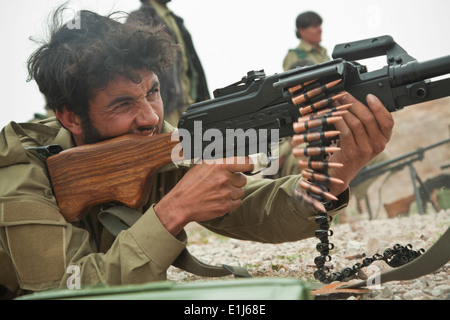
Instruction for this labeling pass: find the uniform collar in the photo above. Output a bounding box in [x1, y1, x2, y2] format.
[298, 40, 326, 55]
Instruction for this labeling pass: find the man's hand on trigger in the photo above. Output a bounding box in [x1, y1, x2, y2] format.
[154, 157, 254, 236]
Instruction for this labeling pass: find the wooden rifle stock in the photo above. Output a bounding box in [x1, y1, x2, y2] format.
[46, 132, 182, 222]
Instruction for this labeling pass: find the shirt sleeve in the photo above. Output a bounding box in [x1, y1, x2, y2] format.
[0, 198, 187, 292]
[69, 204, 187, 286]
[282, 50, 299, 71]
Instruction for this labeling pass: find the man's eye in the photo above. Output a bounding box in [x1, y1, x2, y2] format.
[147, 88, 160, 98]
[114, 101, 132, 111]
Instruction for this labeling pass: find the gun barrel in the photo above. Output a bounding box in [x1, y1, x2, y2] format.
[417, 55, 450, 79]
[393, 55, 450, 86]
[351, 138, 450, 186]
[367, 138, 450, 171]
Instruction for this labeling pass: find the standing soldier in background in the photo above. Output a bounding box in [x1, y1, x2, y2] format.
[278, 11, 389, 214]
[128, 0, 210, 126]
[283, 11, 330, 71]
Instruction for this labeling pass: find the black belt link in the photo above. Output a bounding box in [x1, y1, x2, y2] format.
[302, 117, 425, 284]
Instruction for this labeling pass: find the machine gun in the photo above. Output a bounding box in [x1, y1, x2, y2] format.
[45, 35, 450, 223]
[177, 35, 450, 159]
[350, 138, 450, 217]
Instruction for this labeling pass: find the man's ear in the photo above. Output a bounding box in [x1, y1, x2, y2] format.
[56, 107, 83, 136]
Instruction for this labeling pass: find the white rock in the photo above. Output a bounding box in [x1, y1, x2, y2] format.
[381, 285, 393, 299]
[403, 289, 423, 300]
[431, 285, 450, 297]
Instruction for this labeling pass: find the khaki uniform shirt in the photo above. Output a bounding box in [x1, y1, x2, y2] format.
[283, 41, 330, 71]
[0, 118, 348, 297]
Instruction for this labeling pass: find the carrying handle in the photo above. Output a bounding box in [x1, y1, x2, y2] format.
[332, 35, 395, 61]
[332, 35, 415, 65]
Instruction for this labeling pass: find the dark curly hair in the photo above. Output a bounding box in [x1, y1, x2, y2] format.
[27, 6, 175, 118]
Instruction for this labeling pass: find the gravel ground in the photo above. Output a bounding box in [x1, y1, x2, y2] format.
[167, 209, 450, 300]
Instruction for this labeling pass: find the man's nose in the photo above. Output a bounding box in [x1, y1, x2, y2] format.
[136, 100, 159, 127]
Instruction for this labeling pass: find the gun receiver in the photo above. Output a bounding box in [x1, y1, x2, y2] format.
[44, 35, 450, 222]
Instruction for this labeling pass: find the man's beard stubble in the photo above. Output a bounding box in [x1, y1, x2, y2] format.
[80, 114, 106, 145]
[80, 114, 161, 145]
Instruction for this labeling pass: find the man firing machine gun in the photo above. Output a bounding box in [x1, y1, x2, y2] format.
[1, 9, 449, 299]
[42, 35, 450, 286]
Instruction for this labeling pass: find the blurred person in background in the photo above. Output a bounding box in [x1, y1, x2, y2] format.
[283, 11, 330, 71]
[127, 0, 210, 126]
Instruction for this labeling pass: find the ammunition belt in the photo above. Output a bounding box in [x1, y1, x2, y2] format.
[289, 81, 426, 284]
